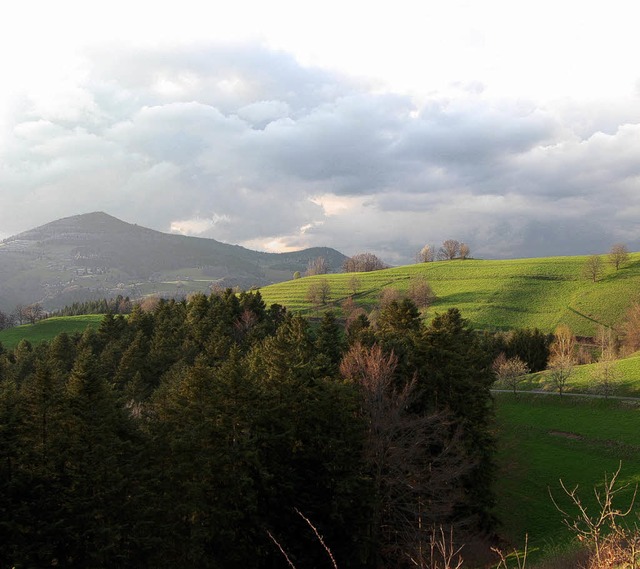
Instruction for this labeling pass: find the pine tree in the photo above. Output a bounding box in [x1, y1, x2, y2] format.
[418, 308, 496, 530]
[114, 330, 151, 398]
[47, 332, 77, 378]
[8, 359, 71, 566]
[61, 346, 143, 566]
[148, 351, 261, 567]
[314, 311, 345, 376]
[0, 377, 26, 565]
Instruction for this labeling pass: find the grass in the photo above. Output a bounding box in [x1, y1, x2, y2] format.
[494, 393, 640, 562]
[496, 352, 640, 397]
[258, 254, 640, 336]
[0, 314, 105, 349]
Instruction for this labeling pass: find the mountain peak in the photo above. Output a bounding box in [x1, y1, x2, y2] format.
[0, 213, 347, 311]
[9, 212, 158, 242]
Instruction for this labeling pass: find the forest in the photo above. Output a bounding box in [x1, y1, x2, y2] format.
[0, 290, 517, 568]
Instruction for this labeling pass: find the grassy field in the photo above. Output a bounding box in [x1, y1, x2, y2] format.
[0, 314, 105, 349]
[258, 254, 640, 336]
[495, 352, 640, 397]
[494, 393, 640, 561]
[4, 252, 639, 348]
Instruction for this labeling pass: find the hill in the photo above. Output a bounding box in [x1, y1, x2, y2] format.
[0, 212, 346, 312]
[258, 254, 640, 336]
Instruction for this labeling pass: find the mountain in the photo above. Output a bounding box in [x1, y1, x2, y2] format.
[0, 212, 347, 311]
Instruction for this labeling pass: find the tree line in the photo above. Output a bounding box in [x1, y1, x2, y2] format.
[418, 240, 471, 263]
[582, 243, 631, 283]
[300, 240, 472, 282]
[0, 290, 499, 568]
[0, 296, 134, 331]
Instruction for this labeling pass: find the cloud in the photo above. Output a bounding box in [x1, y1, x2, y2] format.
[2, 42, 640, 262]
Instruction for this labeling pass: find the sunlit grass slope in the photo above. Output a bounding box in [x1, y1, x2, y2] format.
[258, 253, 640, 336]
[0, 315, 104, 349]
[510, 351, 640, 397]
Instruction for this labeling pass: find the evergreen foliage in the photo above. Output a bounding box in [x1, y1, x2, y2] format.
[0, 290, 497, 568]
[51, 295, 133, 317]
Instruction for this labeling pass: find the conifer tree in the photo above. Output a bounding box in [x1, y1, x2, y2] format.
[148, 351, 260, 567]
[61, 346, 142, 566]
[0, 376, 26, 565]
[249, 314, 317, 384]
[418, 308, 496, 530]
[147, 299, 187, 382]
[314, 310, 345, 375]
[185, 292, 213, 347]
[11, 339, 35, 384]
[47, 332, 77, 378]
[114, 330, 152, 399]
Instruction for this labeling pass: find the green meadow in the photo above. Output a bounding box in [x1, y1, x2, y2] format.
[259, 253, 640, 336]
[499, 352, 640, 397]
[494, 393, 640, 559]
[0, 314, 104, 350]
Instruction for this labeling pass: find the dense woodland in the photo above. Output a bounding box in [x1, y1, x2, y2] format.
[0, 290, 551, 568]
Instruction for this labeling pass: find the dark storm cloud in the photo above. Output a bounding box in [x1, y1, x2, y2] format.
[255, 94, 413, 192]
[396, 100, 555, 167]
[2, 42, 640, 261]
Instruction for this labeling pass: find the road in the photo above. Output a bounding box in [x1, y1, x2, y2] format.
[491, 389, 640, 402]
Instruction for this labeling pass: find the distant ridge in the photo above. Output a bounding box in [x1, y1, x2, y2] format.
[0, 212, 347, 311]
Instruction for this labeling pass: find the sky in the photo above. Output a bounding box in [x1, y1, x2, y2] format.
[2, 0, 640, 264]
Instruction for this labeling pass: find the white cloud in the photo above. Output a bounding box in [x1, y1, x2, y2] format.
[2, 20, 640, 263]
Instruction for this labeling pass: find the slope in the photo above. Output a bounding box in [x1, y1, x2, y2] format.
[0, 212, 346, 311]
[258, 254, 640, 336]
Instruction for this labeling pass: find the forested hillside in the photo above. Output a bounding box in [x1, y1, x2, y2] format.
[0, 212, 346, 312]
[0, 291, 495, 568]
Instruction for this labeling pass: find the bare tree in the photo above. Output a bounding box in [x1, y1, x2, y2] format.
[458, 243, 470, 260]
[379, 287, 402, 308]
[547, 324, 576, 395]
[548, 357, 574, 396]
[407, 277, 436, 308]
[306, 279, 331, 307]
[417, 244, 434, 263]
[492, 353, 530, 394]
[0, 310, 15, 330]
[590, 355, 621, 399]
[609, 243, 630, 271]
[583, 254, 604, 282]
[348, 274, 362, 296]
[550, 324, 576, 362]
[341, 296, 359, 319]
[622, 301, 640, 353]
[139, 296, 161, 312]
[596, 324, 618, 361]
[306, 256, 329, 276]
[342, 252, 386, 272]
[233, 309, 259, 341]
[16, 303, 44, 325]
[13, 304, 26, 325]
[340, 344, 470, 566]
[438, 240, 461, 261]
[550, 464, 638, 569]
